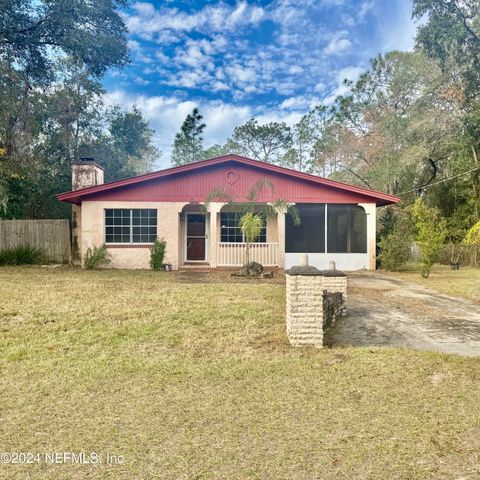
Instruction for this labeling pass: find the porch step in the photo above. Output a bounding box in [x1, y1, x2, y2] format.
[179, 263, 213, 272]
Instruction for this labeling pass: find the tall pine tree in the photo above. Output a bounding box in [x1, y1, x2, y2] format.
[171, 108, 206, 166]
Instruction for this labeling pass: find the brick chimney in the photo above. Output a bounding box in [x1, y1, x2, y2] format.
[71, 158, 105, 264]
[72, 158, 104, 190]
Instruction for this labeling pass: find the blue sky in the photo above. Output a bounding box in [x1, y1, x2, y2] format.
[103, 0, 419, 167]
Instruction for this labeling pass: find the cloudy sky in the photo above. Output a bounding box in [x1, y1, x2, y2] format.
[103, 0, 419, 167]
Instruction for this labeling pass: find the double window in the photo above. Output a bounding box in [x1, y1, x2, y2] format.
[105, 209, 157, 244]
[220, 212, 267, 243]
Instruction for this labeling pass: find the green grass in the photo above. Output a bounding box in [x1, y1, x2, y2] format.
[1, 267, 480, 479]
[385, 264, 480, 304]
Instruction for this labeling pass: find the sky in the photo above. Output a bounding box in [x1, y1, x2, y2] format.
[103, 0, 419, 167]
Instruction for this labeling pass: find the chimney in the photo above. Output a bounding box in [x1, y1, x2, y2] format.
[72, 158, 104, 191]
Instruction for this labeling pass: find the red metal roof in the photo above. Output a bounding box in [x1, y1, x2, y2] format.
[57, 154, 400, 206]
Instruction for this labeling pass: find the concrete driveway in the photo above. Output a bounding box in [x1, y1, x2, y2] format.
[325, 272, 480, 356]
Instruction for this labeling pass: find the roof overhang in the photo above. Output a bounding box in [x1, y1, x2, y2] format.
[57, 154, 400, 206]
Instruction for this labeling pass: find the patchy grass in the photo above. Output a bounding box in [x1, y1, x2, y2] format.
[1, 266, 480, 479]
[385, 264, 480, 304]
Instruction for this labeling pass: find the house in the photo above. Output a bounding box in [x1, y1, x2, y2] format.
[57, 154, 400, 270]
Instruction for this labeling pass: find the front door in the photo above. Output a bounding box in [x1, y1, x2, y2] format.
[186, 213, 207, 262]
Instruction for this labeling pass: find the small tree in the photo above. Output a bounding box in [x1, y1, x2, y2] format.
[412, 198, 447, 278]
[239, 212, 263, 265]
[378, 230, 411, 271]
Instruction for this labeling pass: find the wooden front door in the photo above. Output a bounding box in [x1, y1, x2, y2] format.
[186, 213, 207, 261]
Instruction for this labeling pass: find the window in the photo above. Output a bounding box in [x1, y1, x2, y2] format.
[327, 205, 367, 253]
[105, 209, 157, 244]
[286, 204, 325, 253]
[220, 212, 266, 243]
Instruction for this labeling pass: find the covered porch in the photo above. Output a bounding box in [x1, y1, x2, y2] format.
[178, 203, 284, 269]
[177, 201, 376, 271]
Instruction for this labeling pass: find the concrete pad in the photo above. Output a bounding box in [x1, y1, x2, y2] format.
[325, 272, 480, 357]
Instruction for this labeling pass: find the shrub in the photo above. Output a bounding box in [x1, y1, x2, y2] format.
[83, 244, 111, 270]
[150, 238, 167, 271]
[0, 245, 45, 266]
[378, 231, 411, 271]
[412, 198, 447, 278]
[464, 220, 480, 245]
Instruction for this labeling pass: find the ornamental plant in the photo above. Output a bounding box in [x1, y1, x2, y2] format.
[150, 238, 167, 271]
[83, 244, 111, 270]
[238, 212, 263, 265]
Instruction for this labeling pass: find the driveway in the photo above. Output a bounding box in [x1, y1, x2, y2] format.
[325, 272, 480, 356]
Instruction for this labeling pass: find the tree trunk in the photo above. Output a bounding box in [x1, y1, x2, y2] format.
[471, 145, 480, 219]
[245, 241, 250, 265]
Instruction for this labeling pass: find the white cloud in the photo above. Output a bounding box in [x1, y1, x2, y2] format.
[336, 66, 365, 82]
[321, 65, 366, 105]
[324, 36, 352, 55]
[280, 96, 309, 110]
[123, 1, 266, 41]
[104, 90, 313, 168]
[288, 65, 304, 74]
[374, 0, 418, 52]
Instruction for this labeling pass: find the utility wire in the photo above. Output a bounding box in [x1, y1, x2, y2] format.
[396, 166, 480, 195]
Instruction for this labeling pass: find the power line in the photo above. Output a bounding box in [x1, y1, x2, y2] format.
[397, 166, 480, 195]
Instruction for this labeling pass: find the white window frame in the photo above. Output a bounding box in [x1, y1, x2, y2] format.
[220, 212, 267, 243]
[104, 208, 157, 245]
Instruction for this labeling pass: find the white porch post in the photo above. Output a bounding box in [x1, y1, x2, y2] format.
[359, 203, 377, 270]
[277, 207, 286, 269]
[207, 203, 222, 268]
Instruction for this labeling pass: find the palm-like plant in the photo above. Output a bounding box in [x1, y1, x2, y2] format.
[206, 178, 301, 267]
[238, 212, 263, 264]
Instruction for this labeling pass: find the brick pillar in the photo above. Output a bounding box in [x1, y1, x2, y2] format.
[285, 255, 324, 347]
[321, 261, 347, 315]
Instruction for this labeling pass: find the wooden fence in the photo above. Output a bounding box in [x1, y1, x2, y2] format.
[0, 219, 71, 264]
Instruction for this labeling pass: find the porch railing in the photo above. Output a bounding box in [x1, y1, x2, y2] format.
[218, 242, 279, 267]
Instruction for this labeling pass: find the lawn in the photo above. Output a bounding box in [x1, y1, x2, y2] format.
[385, 264, 480, 304]
[1, 267, 480, 479]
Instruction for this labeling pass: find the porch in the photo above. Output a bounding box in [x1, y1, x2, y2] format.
[178, 202, 375, 271]
[179, 203, 283, 269]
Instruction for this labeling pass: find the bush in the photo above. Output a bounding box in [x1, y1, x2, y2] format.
[378, 231, 411, 271]
[464, 220, 480, 245]
[412, 198, 447, 278]
[150, 238, 167, 271]
[0, 245, 45, 266]
[83, 244, 111, 270]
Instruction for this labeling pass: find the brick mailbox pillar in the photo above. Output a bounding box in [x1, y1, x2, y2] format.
[285, 257, 347, 348]
[285, 254, 324, 347]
